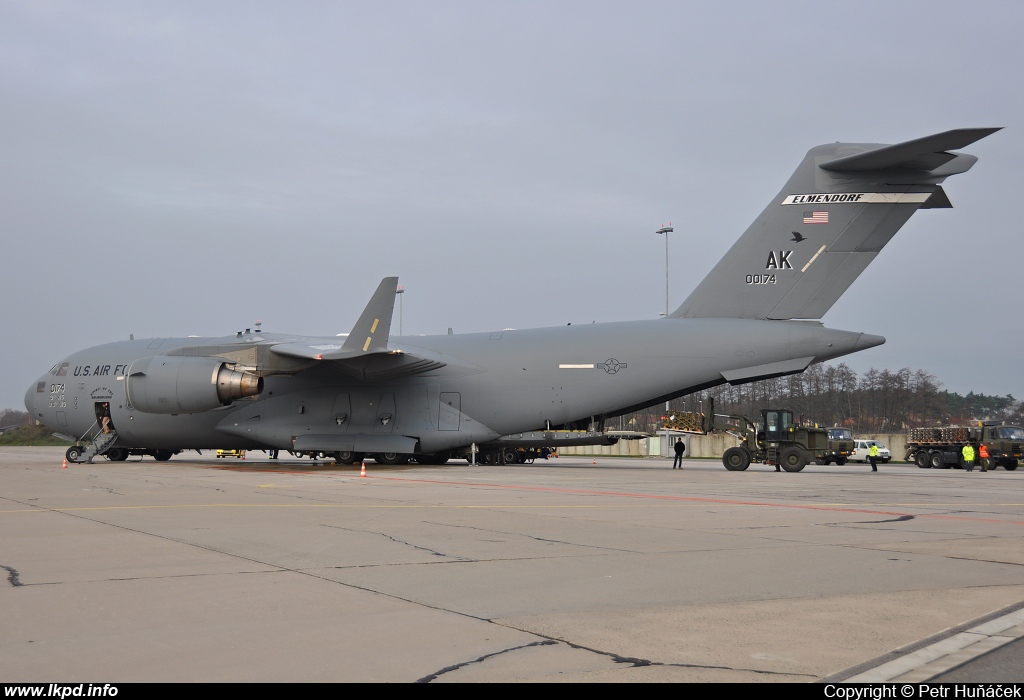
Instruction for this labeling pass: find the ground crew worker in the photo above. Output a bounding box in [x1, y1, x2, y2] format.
[962, 444, 976, 472]
[868, 443, 879, 472]
[978, 443, 989, 472]
[672, 438, 685, 469]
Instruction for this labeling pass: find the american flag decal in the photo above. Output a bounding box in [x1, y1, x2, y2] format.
[803, 210, 829, 224]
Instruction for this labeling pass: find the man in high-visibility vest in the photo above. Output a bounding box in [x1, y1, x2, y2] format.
[978, 443, 990, 472]
[962, 444, 976, 472]
[868, 443, 879, 472]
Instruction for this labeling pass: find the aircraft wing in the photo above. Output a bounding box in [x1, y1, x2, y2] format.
[267, 277, 446, 380]
[266, 275, 403, 361]
[268, 342, 446, 380]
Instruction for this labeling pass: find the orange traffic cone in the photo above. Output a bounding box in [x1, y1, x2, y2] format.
[242, 451, 246, 461]
[360, 462, 366, 478]
[592, 457, 597, 465]
[62, 456, 67, 469]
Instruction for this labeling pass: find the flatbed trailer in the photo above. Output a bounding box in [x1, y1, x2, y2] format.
[905, 423, 1023, 470]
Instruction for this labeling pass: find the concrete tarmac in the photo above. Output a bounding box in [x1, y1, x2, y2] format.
[2, 447, 1023, 683]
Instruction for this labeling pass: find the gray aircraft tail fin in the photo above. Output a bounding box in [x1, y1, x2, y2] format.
[672, 128, 1000, 320]
[340, 276, 399, 353]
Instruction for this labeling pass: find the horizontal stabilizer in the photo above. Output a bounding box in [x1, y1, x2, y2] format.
[820, 128, 1001, 172]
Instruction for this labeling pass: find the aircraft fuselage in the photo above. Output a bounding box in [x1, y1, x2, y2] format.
[27, 318, 881, 454]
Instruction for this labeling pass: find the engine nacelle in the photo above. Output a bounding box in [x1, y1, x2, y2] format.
[125, 356, 263, 414]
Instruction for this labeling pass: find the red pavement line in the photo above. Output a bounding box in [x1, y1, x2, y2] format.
[362, 474, 1024, 526]
[168, 462, 1024, 526]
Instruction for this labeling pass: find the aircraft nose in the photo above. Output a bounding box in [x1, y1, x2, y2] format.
[25, 381, 38, 414]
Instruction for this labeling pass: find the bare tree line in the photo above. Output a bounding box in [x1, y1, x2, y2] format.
[626, 363, 1023, 434]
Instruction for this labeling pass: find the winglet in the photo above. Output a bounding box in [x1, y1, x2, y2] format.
[340, 277, 399, 353]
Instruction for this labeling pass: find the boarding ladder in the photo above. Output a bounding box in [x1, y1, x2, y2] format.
[75, 421, 119, 463]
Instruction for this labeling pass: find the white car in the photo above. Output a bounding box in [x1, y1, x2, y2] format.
[852, 440, 891, 463]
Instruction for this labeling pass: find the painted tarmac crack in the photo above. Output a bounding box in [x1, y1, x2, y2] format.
[552, 636, 816, 677]
[321, 523, 462, 559]
[417, 630, 816, 681]
[317, 551, 612, 571]
[933, 554, 1024, 568]
[3, 500, 516, 630]
[1, 565, 23, 587]
[849, 515, 915, 524]
[557, 638, 819, 675]
[415, 640, 558, 682]
[426, 520, 643, 554]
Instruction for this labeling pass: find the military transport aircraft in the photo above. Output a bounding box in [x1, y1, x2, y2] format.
[28, 128, 1000, 465]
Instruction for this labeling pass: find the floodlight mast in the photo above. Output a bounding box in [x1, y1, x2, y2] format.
[656, 224, 674, 412]
[656, 225, 673, 318]
[396, 286, 405, 336]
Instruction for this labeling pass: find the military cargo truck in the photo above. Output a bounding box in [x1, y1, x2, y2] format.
[905, 422, 1023, 470]
[815, 427, 854, 465]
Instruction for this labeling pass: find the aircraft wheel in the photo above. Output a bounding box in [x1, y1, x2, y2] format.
[152, 450, 174, 462]
[66, 446, 82, 464]
[375, 452, 408, 465]
[930, 451, 947, 469]
[915, 451, 930, 468]
[106, 447, 129, 462]
[334, 451, 364, 465]
[835, 457, 848, 466]
[501, 448, 519, 464]
[1005, 459, 1018, 471]
[722, 447, 750, 471]
[780, 448, 807, 472]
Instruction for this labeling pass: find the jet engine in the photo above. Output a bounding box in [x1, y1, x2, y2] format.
[125, 356, 263, 414]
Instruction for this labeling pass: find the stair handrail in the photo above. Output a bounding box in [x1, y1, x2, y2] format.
[77, 420, 100, 444]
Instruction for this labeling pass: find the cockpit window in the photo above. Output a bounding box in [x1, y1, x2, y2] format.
[36, 382, 46, 393]
[53, 362, 69, 377]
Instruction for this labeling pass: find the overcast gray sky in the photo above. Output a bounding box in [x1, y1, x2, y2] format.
[2, 1, 1021, 411]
